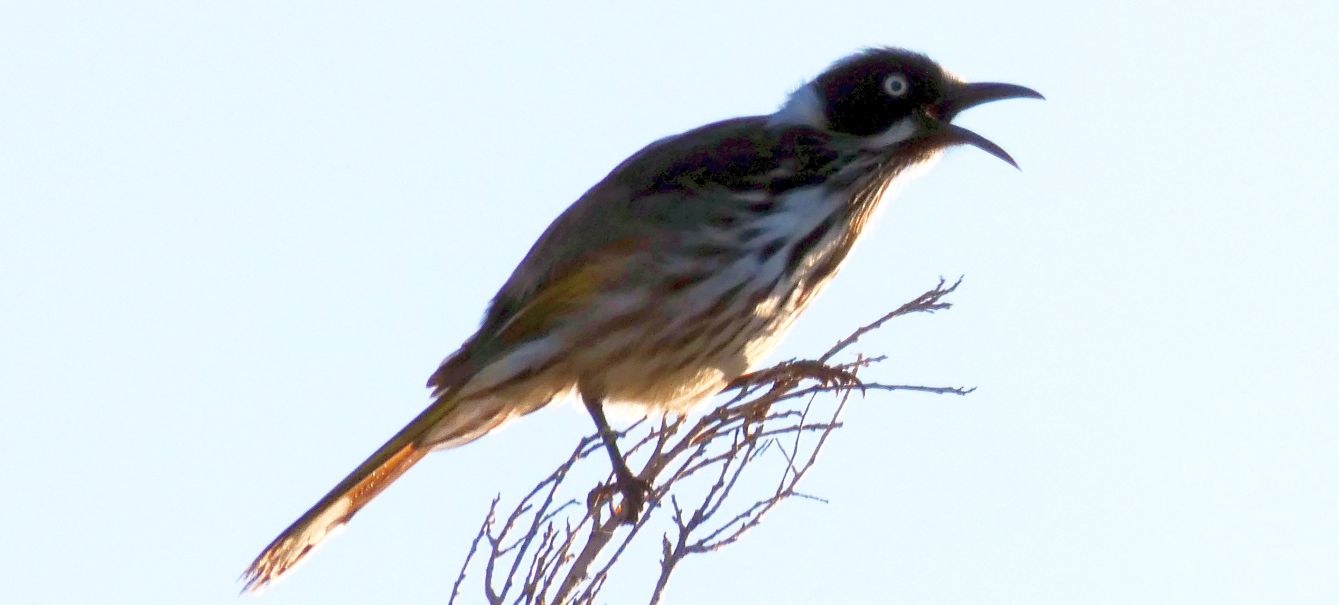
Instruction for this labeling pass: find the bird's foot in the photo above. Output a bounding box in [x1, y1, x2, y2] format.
[729, 359, 864, 392]
[777, 359, 864, 389]
[588, 474, 653, 525]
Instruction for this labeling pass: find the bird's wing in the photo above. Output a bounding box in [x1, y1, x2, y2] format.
[491, 116, 779, 300]
[428, 116, 842, 392]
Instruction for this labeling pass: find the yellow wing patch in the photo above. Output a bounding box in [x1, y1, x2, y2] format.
[494, 239, 646, 346]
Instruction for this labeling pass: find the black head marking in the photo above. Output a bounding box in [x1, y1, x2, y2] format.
[815, 48, 949, 137]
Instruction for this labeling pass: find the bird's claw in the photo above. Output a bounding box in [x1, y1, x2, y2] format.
[587, 475, 653, 525]
[781, 359, 864, 389]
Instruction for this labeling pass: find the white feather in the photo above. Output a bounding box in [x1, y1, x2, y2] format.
[769, 84, 825, 129]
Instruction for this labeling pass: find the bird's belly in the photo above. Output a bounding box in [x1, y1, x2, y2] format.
[596, 325, 786, 414]
[576, 283, 810, 414]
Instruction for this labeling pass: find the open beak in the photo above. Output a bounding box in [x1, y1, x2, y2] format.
[932, 81, 1044, 169]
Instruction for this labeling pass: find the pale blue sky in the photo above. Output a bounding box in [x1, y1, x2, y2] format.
[3, 1, 1337, 604]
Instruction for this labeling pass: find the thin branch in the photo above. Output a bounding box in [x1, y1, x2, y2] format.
[820, 276, 962, 362]
[449, 496, 500, 605]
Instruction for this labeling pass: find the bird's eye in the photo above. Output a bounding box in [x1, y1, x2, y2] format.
[883, 73, 910, 97]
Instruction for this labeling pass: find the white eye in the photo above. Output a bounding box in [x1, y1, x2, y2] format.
[883, 73, 910, 97]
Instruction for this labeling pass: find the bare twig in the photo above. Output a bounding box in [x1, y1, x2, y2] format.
[449, 496, 499, 605]
[819, 275, 962, 363]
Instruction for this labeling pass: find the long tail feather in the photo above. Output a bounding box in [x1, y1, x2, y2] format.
[241, 395, 465, 593]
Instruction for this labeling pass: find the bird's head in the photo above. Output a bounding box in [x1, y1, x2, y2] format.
[775, 47, 1043, 167]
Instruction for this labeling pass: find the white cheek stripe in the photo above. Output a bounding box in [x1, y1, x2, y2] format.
[861, 116, 918, 149]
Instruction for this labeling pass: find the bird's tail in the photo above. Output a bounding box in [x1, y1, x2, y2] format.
[241, 392, 512, 593]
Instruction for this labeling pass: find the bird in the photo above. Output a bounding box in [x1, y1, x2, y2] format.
[242, 46, 1041, 592]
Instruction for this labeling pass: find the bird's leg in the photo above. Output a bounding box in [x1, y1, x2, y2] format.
[581, 391, 651, 524]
